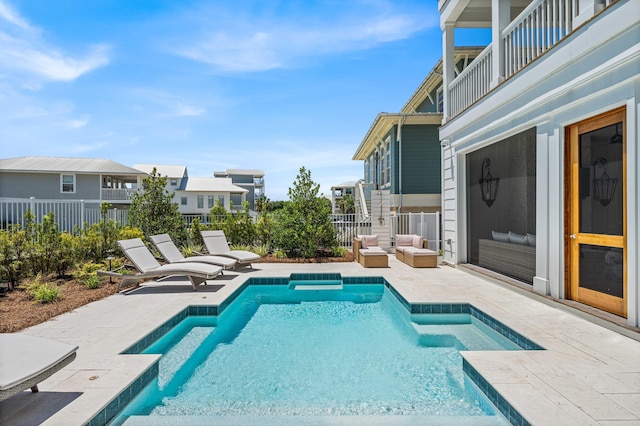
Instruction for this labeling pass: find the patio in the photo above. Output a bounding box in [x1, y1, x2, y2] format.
[1, 257, 639, 425]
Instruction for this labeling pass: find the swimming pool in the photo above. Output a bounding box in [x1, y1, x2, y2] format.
[104, 276, 540, 425]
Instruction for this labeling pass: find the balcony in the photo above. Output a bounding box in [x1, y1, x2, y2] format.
[101, 188, 138, 202]
[444, 0, 619, 119]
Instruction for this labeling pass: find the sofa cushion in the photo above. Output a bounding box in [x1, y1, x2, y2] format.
[395, 234, 413, 247]
[404, 247, 436, 256]
[492, 230, 509, 243]
[360, 235, 378, 248]
[412, 235, 423, 248]
[508, 231, 528, 245]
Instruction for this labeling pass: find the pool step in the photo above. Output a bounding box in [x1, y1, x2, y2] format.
[288, 280, 343, 290]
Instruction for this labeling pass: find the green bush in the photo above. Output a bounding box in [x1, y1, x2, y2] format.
[332, 246, 347, 257]
[273, 249, 287, 259]
[83, 274, 101, 289]
[28, 276, 61, 304]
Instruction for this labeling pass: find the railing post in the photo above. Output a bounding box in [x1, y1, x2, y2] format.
[442, 22, 455, 122]
[492, 0, 510, 89]
[81, 200, 85, 226]
[436, 210, 441, 253]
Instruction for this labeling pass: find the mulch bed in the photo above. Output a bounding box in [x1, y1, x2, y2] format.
[0, 276, 120, 333]
[0, 253, 355, 333]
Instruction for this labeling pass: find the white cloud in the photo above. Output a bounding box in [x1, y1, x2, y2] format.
[0, 1, 110, 83]
[171, 2, 436, 73]
[67, 116, 89, 129]
[175, 101, 206, 117]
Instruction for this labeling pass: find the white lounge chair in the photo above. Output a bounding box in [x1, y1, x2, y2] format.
[149, 234, 237, 270]
[0, 334, 78, 401]
[104, 238, 223, 291]
[201, 230, 261, 268]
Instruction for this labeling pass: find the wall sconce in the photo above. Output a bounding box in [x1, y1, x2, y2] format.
[479, 158, 499, 207]
[610, 123, 623, 144]
[593, 157, 617, 207]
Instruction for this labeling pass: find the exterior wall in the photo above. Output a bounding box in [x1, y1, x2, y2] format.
[401, 125, 442, 195]
[0, 172, 100, 200]
[176, 192, 229, 214]
[440, 3, 639, 325]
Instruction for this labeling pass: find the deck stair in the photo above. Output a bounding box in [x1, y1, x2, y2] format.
[288, 273, 343, 290]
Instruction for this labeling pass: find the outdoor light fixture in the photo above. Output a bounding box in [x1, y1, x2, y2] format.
[479, 158, 499, 207]
[593, 157, 618, 207]
[610, 123, 623, 144]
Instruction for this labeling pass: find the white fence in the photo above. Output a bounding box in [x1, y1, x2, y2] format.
[391, 212, 441, 251]
[0, 198, 128, 233]
[332, 212, 441, 251]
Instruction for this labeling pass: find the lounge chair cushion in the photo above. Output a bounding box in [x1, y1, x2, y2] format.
[150, 234, 237, 269]
[0, 334, 77, 392]
[201, 231, 260, 264]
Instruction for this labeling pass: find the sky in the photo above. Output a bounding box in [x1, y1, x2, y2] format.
[0, 0, 490, 201]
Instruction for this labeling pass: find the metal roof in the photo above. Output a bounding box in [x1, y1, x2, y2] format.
[132, 164, 187, 178]
[180, 177, 248, 193]
[0, 156, 147, 175]
[214, 169, 264, 177]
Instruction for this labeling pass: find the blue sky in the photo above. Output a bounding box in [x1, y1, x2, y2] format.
[0, 0, 489, 200]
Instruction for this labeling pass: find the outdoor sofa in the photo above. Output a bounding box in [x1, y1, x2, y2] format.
[394, 234, 437, 268]
[353, 235, 388, 268]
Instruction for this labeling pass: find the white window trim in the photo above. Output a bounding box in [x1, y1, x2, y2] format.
[181, 197, 188, 206]
[60, 173, 76, 194]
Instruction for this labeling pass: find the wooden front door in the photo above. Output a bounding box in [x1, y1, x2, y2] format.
[566, 107, 627, 317]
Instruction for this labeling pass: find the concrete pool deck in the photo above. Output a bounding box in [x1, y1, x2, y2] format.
[1, 257, 639, 425]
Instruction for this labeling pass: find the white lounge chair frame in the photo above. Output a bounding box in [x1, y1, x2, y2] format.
[0, 334, 78, 401]
[149, 234, 237, 270]
[102, 238, 223, 291]
[201, 230, 261, 268]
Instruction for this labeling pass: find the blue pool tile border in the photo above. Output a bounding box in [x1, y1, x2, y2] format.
[101, 274, 537, 426]
[464, 360, 531, 426]
[85, 359, 158, 426]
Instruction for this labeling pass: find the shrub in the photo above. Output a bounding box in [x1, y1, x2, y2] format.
[250, 244, 270, 257]
[180, 244, 203, 258]
[73, 261, 104, 281]
[273, 249, 287, 259]
[332, 246, 347, 257]
[83, 274, 101, 289]
[27, 275, 61, 304]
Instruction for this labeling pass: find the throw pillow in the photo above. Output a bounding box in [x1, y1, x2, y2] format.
[508, 231, 528, 245]
[527, 233, 536, 247]
[491, 231, 509, 243]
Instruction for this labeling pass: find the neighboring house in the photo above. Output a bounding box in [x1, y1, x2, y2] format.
[132, 164, 188, 197]
[352, 48, 484, 214]
[438, 0, 638, 324]
[331, 181, 357, 214]
[214, 169, 264, 210]
[0, 156, 146, 208]
[134, 164, 248, 214]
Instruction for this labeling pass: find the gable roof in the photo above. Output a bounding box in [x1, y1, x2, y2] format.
[0, 156, 146, 175]
[133, 164, 187, 178]
[180, 177, 248, 193]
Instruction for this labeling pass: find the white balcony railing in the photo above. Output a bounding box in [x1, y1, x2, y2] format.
[448, 44, 492, 117]
[446, 0, 619, 118]
[101, 188, 138, 201]
[503, 0, 578, 78]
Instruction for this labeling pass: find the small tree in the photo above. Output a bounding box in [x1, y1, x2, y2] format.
[273, 166, 337, 258]
[336, 193, 355, 214]
[128, 168, 187, 245]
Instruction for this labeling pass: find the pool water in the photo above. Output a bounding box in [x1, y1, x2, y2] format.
[112, 284, 512, 424]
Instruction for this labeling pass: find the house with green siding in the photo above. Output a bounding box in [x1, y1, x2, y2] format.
[352, 47, 483, 214]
